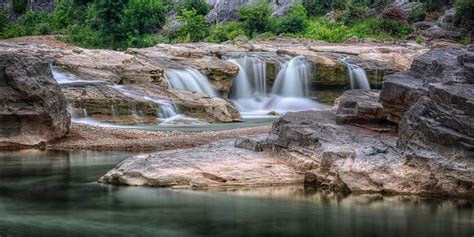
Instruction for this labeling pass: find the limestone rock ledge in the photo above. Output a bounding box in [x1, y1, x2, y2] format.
[99, 139, 303, 189]
[0, 52, 70, 149]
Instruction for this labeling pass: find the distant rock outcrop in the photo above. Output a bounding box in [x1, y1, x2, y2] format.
[0, 52, 70, 149]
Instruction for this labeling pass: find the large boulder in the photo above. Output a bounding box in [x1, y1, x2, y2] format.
[398, 83, 474, 160]
[269, 110, 473, 196]
[0, 52, 70, 149]
[380, 46, 470, 123]
[335, 90, 389, 126]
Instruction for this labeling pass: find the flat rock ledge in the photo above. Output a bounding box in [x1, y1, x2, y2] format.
[99, 139, 303, 189]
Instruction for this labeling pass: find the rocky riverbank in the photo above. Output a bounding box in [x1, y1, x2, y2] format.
[100, 44, 473, 197]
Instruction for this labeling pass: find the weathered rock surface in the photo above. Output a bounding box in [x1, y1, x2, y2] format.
[416, 9, 466, 43]
[269, 110, 473, 196]
[206, 0, 302, 24]
[55, 49, 165, 85]
[99, 139, 302, 188]
[398, 83, 474, 160]
[335, 90, 389, 126]
[0, 52, 70, 149]
[380, 46, 471, 123]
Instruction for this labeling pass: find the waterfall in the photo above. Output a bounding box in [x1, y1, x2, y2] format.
[229, 55, 327, 116]
[272, 56, 311, 97]
[229, 57, 267, 99]
[342, 61, 371, 90]
[164, 68, 218, 97]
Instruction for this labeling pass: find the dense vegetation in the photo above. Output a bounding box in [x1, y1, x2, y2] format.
[0, 0, 471, 49]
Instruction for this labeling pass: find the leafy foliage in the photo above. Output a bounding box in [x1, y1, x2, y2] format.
[176, 9, 209, 42]
[454, 0, 474, 31]
[278, 5, 308, 34]
[207, 22, 245, 43]
[238, 1, 272, 37]
[12, 0, 28, 14]
[0, 7, 9, 34]
[178, 0, 211, 16]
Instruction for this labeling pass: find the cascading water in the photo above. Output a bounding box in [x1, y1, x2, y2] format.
[272, 56, 311, 97]
[229, 57, 267, 99]
[342, 60, 371, 90]
[229, 55, 327, 116]
[51, 66, 197, 126]
[164, 68, 217, 97]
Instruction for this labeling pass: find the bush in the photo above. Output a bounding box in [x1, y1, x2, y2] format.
[178, 0, 211, 16]
[13, 0, 28, 14]
[380, 7, 407, 22]
[176, 9, 209, 42]
[301, 17, 349, 42]
[454, 0, 474, 30]
[0, 7, 9, 35]
[341, 3, 368, 25]
[409, 4, 426, 22]
[206, 22, 245, 43]
[279, 4, 308, 34]
[303, 0, 329, 17]
[238, 1, 272, 37]
[424, 0, 453, 12]
[120, 0, 167, 35]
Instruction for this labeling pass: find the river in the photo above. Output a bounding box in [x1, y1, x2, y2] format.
[0, 150, 472, 236]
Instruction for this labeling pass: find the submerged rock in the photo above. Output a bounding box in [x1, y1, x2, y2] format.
[0, 52, 70, 149]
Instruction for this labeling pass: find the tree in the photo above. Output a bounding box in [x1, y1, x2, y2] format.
[176, 9, 209, 42]
[238, 1, 272, 37]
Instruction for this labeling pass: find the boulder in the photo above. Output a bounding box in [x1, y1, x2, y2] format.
[0, 52, 70, 149]
[398, 83, 474, 160]
[269, 110, 473, 196]
[380, 46, 470, 123]
[234, 136, 266, 152]
[335, 90, 388, 126]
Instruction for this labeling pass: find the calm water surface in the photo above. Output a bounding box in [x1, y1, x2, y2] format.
[0, 150, 472, 237]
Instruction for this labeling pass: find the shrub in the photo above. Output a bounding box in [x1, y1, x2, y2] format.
[206, 22, 245, 43]
[238, 1, 272, 37]
[279, 4, 308, 34]
[409, 4, 426, 22]
[120, 0, 167, 35]
[0, 7, 9, 35]
[303, 0, 329, 17]
[178, 0, 211, 16]
[341, 3, 368, 25]
[380, 7, 407, 22]
[454, 0, 474, 31]
[424, 0, 453, 12]
[176, 9, 209, 42]
[13, 0, 28, 14]
[301, 17, 349, 43]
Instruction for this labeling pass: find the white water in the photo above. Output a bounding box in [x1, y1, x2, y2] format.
[272, 56, 311, 97]
[229, 56, 327, 117]
[164, 68, 218, 97]
[342, 60, 371, 90]
[52, 66, 201, 125]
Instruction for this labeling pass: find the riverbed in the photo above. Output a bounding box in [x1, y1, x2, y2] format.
[0, 150, 472, 236]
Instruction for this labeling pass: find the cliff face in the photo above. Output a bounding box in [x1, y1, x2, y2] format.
[206, 0, 302, 24]
[0, 0, 54, 19]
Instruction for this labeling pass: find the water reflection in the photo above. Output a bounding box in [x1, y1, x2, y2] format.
[0, 150, 472, 237]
